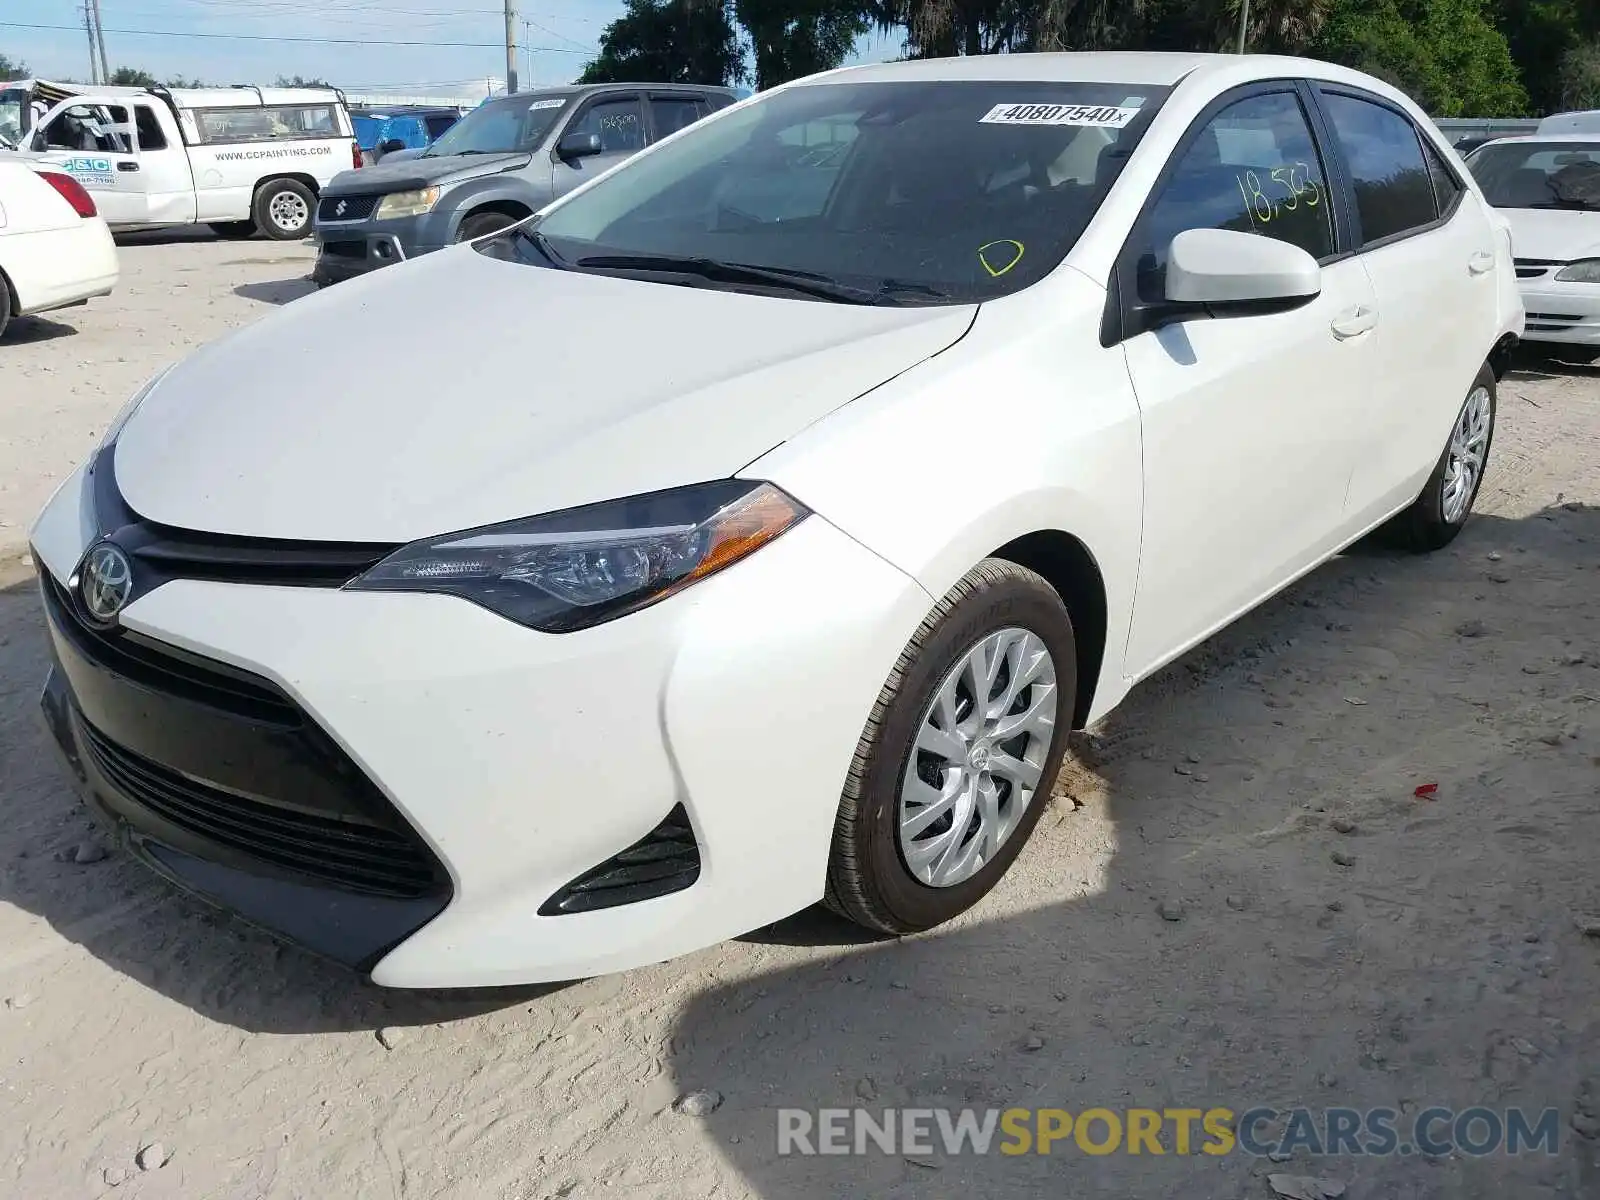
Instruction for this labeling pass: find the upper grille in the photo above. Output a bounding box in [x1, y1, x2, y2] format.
[318, 194, 379, 222]
[80, 720, 442, 898]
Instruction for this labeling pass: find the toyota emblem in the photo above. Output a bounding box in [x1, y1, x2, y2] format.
[78, 542, 134, 623]
[335, 200, 348, 217]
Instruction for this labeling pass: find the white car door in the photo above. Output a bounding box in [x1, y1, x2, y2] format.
[32, 99, 149, 226]
[128, 101, 196, 225]
[1114, 84, 1381, 679]
[1314, 88, 1505, 526]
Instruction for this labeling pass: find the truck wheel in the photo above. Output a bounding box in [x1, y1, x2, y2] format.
[209, 220, 257, 239]
[455, 211, 520, 243]
[253, 179, 316, 240]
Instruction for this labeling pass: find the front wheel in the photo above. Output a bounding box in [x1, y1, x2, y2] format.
[252, 179, 316, 240]
[1386, 362, 1497, 552]
[454, 211, 519, 243]
[824, 559, 1075, 935]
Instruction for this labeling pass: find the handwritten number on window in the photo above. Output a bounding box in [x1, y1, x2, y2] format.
[1234, 161, 1322, 227]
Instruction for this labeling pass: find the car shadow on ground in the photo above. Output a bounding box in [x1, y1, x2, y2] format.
[2, 502, 1599, 1186]
[232, 278, 319, 306]
[1, 315, 79, 346]
[664, 502, 1600, 1200]
[1507, 345, 1600, 382]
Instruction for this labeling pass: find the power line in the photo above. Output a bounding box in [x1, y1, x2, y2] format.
[0, 19, 587, 52]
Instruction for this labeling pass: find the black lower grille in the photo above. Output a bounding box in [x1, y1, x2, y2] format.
[318, 193, 378, 222]
[322, 240, 367, 260]
[80, 721, 440, 898]
[1527, 312, 1583, 322]
[539, 804, 701, 915]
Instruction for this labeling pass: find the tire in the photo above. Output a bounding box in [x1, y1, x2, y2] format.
[1386, 362, 1497, 553]
[208, 220, 257, 239]
[454, 211, 519, 243]
[252, 179, 316, 241]
[0, 272, 12, 342]
[824, 559, 1076, 935]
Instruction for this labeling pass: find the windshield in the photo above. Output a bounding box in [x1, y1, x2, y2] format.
[0, 89, 25, 147]
[1467, 141, 1600, 211]
[517, 79, 1169, 304]
[424, 95, 568, 157]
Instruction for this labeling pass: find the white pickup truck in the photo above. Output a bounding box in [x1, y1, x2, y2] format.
[0, 79, 362, 240]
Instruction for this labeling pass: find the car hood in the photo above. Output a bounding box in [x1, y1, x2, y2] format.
[323, 152, 529, 195]
[1501, 206, 1600, 261]
[113, 247, 977, 543]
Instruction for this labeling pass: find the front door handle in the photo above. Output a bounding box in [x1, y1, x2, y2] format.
[117, 161, 139, 172]
[1331, 305, 1378, 340]
[1468, 250, 1495, 275]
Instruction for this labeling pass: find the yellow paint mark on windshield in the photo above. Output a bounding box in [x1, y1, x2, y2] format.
[978, 239, 1026, 278]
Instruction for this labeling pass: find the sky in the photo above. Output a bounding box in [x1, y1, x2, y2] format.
[2, 0, 903, 99]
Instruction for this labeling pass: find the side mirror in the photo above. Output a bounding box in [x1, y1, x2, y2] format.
[557, 132, 603, 161]
[1165, 227, 1321, 310]
[378, 138, 406, 156]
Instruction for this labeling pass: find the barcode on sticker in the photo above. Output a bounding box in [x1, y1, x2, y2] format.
[529, 98, 565, 110]
[979, 103, 1140, 128]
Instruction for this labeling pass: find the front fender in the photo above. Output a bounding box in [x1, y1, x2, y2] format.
[434, 166, 553, 242]
[744, 277, 1145, 724]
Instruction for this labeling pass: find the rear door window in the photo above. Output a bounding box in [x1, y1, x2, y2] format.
[649, 96, 709, 141]
[1318, 92, 1439, 245]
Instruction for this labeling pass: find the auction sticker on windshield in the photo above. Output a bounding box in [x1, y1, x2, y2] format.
[979, 103, 1140, 128]
[529, 99, 565, 110]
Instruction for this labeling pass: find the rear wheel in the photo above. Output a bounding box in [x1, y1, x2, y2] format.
[208, 220, 257, 239]
[824, 559, 1075, 935]
[252, 179, 316, 240]
[454, 211, 519, 243]
[1386, 362, 1496, 552]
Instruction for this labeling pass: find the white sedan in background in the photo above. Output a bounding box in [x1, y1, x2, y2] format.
[0, 157, 118, 339]
[1465, 135, 1600, 359]
[31, 52, 1522, 988]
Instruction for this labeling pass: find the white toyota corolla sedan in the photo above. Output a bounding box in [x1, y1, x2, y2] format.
[30, 52, 1523, 988]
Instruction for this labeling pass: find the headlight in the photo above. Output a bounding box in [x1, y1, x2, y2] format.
[348, 480, 809, 632]
[101, 366, 172, 448]
[1554, 258, 1600, 283]
[374, 186, 440, 220]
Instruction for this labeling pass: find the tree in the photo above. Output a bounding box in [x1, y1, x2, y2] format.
[275, 74, 333, 88]
[736, 0, 868, 89]
[1560, 41, 1600, 109]
[1223, 0, 1334, 53]
[108, 67, 160, 88]
[0, 52, 28, 82]
[166, 75, 207, 88]
[1314, 0, 1528, 117]
[580, 0, 747, 85]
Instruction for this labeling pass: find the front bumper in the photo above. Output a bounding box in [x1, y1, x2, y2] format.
[311, 208, 448, 284]
[30, 463, 933, 987]
[1517, 279, 1600, 346]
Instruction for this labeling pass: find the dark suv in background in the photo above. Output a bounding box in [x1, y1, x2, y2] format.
[312, 82, 736, 284]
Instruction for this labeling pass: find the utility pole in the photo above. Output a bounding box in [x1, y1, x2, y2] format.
[503, 0, 519, 94]
[1236, 0, 1250, 53]
[90, 0, 111, 84]
[82, 5, 100, 83]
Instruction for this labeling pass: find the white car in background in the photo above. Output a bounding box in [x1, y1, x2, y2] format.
[31, 52, 1521, 988]
[1465, 135, 1600, 359]
[0, 158, 118, 339]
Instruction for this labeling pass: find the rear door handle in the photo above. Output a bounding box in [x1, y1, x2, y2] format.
[1468, 251, 1495, 275]
[117, 161, 139, 172]
[1330, 305, 1378, 340]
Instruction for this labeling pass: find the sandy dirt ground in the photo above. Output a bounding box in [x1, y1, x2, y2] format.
[2, 234, 1600, 1200]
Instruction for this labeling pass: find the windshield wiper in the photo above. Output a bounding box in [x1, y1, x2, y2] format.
[573, 254, 883, 304]
[511, 227, 569, 268]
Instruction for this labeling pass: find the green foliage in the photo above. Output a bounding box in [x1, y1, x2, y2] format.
[275, 74, 333, 88]
[736, 0, 868, 89]
[1314, 0, 1528, 116]
[108, 67, 160, 88]
[1561, 41, 1600, 108]
[0, 52, 28, 82]
[580, 0, 747, 85]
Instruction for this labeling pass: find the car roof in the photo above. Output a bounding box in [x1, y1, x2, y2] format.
[1472, 134, 1600, 148]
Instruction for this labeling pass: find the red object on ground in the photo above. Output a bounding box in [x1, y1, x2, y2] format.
[351, 139, 363, 169]
[36, 170, 97, 218]
[1414, 783, 1439, 798]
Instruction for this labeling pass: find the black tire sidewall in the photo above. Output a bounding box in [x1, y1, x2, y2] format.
[0, 273, 11, 341]
[253, 180, 315, 240]
[854, 577, 1076, 930]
